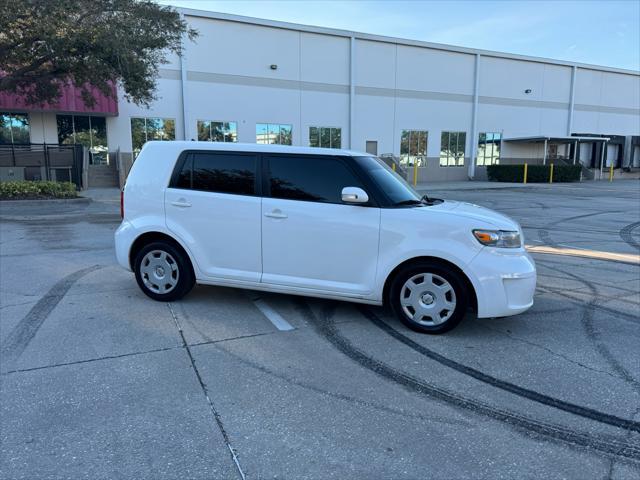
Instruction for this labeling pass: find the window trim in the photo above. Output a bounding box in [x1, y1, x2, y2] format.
[56, 114, 108, 153]
[400, 129, 429, 167]
[476, 132, 502, 166]
[308, 126, 342, 149]
[0, 112, 31, 145]
[263, 153, 379, 207]
[196, 119, 238, 142]
[439, 131, 467, 168]
[168, 149, 262, 197]
[255, 123, 293, 145]
[130, 116, 176, 158]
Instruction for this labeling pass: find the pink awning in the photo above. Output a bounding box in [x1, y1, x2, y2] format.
[0, 81, 118, 116]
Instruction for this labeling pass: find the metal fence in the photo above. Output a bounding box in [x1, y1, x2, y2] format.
[0, 143, 85, 189]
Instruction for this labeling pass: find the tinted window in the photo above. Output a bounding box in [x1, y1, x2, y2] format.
[268, 155, 363, 204]
[353, 156, 420, 205]
[174, 152, 256, 195]
[175, 155, 192, 189]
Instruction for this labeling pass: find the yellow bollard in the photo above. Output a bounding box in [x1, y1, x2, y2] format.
[549, 163, 554, 184]
[413, 162, 418, 186]
[523, 163, 528, 184]
[392, 163, 396, 172]
[609, 163, 614, 182]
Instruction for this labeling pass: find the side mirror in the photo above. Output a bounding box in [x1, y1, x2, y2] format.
[341, 186, 369, 204]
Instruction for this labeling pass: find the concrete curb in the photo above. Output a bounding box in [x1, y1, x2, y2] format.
[0, 197, 91, 207]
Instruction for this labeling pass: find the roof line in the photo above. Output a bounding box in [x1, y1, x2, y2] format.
[504, 136, 611, 142]
[177, 7, 639, 77]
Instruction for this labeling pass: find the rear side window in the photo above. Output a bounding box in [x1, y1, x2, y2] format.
[172, 152, 257, 195]
[267, 155, 364, 204]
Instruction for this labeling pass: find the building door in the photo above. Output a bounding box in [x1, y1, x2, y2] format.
[366, 141, 378, 156]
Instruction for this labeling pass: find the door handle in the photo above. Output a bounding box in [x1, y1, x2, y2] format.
[264, 209, 287, 219]
[171, 199, 192, 208]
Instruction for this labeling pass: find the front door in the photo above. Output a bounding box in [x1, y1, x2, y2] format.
[165, 151, 262, 282]
[261, 154, 380, 296]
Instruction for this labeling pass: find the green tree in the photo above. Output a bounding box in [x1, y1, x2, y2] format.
[0, 0, 197, 107]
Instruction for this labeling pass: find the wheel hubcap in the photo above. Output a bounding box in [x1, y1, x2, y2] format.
[140, 250, 179, 294]
[421, 292, 435, 306]
[400, 273, 457, 326]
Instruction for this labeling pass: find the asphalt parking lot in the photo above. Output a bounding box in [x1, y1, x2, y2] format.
[1, 180, 639, 479]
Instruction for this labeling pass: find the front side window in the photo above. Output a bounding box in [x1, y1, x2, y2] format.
[400, 130, 428, 167]
[197, 121, 237, 142]
[353, 156, 420, 206]
[173, 152, 256, 195]
[476, 132, 501, 166]
[309, 127, 341, 149]
[131, 117, 175, 158]
[268, 155, 363, 204]
[256, 123, 292, 145]
[57, 115, 108, 163]
[440, 131, 466, 167]
[0, 113, 30, 144]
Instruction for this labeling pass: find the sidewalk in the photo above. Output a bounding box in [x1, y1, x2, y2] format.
[80, 187, 121, 203]
[414, 181, 533, 192]
[414, 178, 639, 193]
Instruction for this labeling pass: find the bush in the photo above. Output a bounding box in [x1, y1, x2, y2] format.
[486, 164, 581, 183]
[0, 181, 78, 200]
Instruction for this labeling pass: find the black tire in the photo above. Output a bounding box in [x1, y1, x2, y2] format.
[134, 241, 195, 302]
[388, 261, 469, 334]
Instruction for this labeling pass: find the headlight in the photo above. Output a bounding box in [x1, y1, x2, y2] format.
[473, 229, 522, 248]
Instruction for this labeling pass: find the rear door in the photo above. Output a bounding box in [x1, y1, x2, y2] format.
[165, 150, 262, 282]
[261, 154, 381, 296]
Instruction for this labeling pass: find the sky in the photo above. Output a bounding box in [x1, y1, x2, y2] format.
[157, 0, 640, 71]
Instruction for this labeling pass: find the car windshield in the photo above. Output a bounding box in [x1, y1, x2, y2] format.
[353, 156, 422, 206]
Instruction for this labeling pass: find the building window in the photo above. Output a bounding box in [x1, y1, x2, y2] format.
[256, 123, 292, 145]
[197, 121, 237, 142]
[440, 131, 466, 167]
[309, 127, 341, 149]
[0, 113, 30, 144]
[131, 117, 175, 158]
[400, 130, 428, 166]
[476, 132, 501, 166]
[57, 115, 108, 164]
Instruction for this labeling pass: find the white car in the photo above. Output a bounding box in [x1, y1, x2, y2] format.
[115, 141, 536, 334]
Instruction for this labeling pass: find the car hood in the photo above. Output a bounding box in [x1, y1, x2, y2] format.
[419, 200, 519, 230]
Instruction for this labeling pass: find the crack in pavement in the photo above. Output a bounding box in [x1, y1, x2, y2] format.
[0, 345, 181, 375]
[166, 302, 246, 480]
[0, 332, 286, 376]
[473, 321, 635, 384]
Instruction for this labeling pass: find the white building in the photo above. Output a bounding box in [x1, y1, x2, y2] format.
[2, 8, 639, 185]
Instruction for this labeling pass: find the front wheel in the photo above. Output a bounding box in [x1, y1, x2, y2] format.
[134, 241, 195, 302]
[389, 261, 469, 334]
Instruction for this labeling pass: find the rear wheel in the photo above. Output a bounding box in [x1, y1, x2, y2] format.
[134, 241, 195, 301]
[389, 261, 469, 334]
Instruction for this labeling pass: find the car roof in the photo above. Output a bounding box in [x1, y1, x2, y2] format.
[145, 141, 369, 157]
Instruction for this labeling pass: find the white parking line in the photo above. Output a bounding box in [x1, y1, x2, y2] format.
[252, 298, 295, 331]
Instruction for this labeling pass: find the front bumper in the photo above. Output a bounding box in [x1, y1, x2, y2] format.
[467, 247, 536, 318]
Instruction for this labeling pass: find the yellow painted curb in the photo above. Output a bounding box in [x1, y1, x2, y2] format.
[526, 245, 640, 265]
